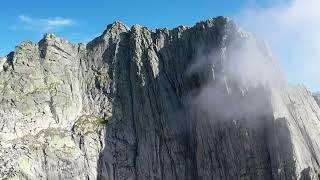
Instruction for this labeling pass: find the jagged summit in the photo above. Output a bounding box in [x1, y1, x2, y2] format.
[102, 21, 129, 35]
[1, 16, 234, 59]
[1, 17, 320, 180]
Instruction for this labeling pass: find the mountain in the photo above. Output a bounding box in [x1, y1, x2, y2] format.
[1, 17, 320, 180]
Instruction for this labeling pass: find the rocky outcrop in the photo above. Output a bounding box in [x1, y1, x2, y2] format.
[314, 93, 320, 107]
[1, 17, 320, 180]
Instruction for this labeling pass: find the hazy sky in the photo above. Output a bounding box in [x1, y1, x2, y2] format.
[0, 0, 318, 91]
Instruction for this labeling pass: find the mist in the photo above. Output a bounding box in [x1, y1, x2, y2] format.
[186, 29, 281, 122]
[237, 0, 320, 92]
[186, 0, 320, 122]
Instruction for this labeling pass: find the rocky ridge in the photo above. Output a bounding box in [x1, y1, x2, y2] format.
[0, 17, 320, 180]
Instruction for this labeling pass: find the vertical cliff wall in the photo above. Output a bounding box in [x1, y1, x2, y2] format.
[1, 17, 320, 180]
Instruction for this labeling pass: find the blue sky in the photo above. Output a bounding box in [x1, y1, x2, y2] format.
[0, 0, 318, 91]
[0, 0, 274, 55]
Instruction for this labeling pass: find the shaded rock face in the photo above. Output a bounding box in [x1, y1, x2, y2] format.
[1, 17, 320, 180]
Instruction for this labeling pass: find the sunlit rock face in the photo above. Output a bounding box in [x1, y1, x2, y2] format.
[1, 17, 320, 180]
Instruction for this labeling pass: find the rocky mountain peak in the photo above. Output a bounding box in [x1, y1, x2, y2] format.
[101, 21, 129, 37]
[107, 21, 129, 31]
[1, 17, 320, 180]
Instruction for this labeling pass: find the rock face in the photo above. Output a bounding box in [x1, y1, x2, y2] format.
[1, 17, 320, 180]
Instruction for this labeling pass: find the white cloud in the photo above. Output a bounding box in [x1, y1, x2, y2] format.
[188, 35, 282, 121]
[237, 0, 320, 91]
[47, 18, 73, 26]
[17, 14, 75, 32]
[18, 15, 32, 23]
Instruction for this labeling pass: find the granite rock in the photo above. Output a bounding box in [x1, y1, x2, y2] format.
[1, 17, 320, 180]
